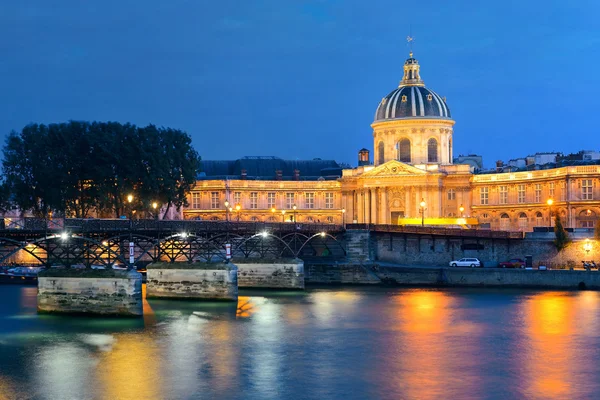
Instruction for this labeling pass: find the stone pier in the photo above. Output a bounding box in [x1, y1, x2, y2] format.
[37, 269, 143, 316]
[146, 262, 238, 301]
[235, 258, 305, 289]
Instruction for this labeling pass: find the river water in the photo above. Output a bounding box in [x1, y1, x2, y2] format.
[1, 286, 599, 400]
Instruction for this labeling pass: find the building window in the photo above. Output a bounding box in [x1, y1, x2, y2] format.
[306, 216, 314, 222]
[192, 192, 201, 209]
[325, 193, 334, 209]
[210, 192, 219, 209]
[447, 189, 455, 200]
[480, 187, 489, 205]
[518, 212, 528, 231]
[549, 182, 555, 199]
[267, 192, 276, 209]
[378, 141, 385, 165]
[582, 179, 593, 200]
[234, 192, 241, 205]
[326, 216, 334, 223]
[499, 185, 508, 204]
[427, 138, 438, 163]
[500, 213, 510, 230]
[535, 212, 543, 227]
[250, 216, 259, 222]
[482, 213, 490, 219]
[305, 193, 315, 209]
[517, 184, 525, 203]
[579, 209, 596, 228]
[535, 184, 541, 203]
[250, 192, 258, 209]
[286, 193, 295, 209]
[397, 139, 411, 163]
[401, 95, 407, 102]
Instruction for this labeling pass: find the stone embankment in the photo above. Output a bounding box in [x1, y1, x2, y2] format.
[37, 269, 143, 316]
[305, 263, 600, 290]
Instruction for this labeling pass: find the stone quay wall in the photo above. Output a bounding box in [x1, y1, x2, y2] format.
[344, 230, 599, 268]
[235, 258, 305, 289]
[146, 262, 238, 301]
[37, 269, 143, 316]
[305, 263, 600, 289]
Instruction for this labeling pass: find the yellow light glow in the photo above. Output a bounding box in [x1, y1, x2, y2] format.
[127, 194, 133, 203]
[547, 198, 554, 206]
[152, 202, 158, 209]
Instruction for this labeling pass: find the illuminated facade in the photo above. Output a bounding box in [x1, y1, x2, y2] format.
[183, 52, 600, 232]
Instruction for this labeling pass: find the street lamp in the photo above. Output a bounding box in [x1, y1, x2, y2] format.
[547, 198, 554, 227]
[281, 209, 286, 223]
[341, 208, 346, 228]
[271, 207, 276, 222]
[459, 204, 465, 218]
[152, 202, 158, 220]
[127, 194, 134, 220]
[224, 200, 230, 221]
[419, 198, 427, 227]
[292, 204, 297, 223]
[235, 204, 241, 222]
[584, 239, 593, 254]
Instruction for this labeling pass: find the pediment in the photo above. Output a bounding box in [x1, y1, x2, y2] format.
[361, 160, 428, 177]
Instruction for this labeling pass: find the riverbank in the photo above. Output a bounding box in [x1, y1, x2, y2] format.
[305, 263, 600, 290]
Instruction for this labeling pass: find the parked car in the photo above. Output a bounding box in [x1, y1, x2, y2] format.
[498, 258, 525, 268]
[449, 258, 481, 268]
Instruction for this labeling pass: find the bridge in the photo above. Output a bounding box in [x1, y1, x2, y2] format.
[0, 218, 346, 268]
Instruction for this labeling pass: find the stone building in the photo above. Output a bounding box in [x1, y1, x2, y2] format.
[183, 51, 600, 232]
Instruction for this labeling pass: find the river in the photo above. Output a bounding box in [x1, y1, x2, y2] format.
[0, 285, 599, 399]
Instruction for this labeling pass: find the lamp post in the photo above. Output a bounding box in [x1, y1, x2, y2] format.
[341, 208, 346, 229]
[152, 202, 158, 220]
[459, 204, 465, 218]
[547, 198, 554, 227]
[224, 200, 230, 222]
[127, 194, 134, 220]
[271, 207, 276, 222]
[584, 239, 593, 255]
[292, 204, 297, 224]
[419, 198, 426, 227]
[281, 209, 286, 223]
[235, 204, 241, 222]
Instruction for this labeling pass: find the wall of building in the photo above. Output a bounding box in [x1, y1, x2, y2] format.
[37, 269, 143, 316]
[146, 262, 238, 301]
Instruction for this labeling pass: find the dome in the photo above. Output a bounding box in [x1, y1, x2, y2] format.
[374, 53, 451, 122]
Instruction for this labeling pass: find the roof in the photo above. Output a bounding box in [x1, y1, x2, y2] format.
[198, 157, 342, 181]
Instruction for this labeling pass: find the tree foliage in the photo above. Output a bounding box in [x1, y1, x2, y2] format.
[2, 121, 200, 218]
[554, 213, 571, 251]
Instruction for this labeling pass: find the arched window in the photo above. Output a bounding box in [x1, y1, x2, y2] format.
[578, 209, 596, 228]
[428, 138, 438, 163]
[378, 141, 385, 165]
[397, 139, 411, 163]
[518, 212, 528, 231]
[500, 213, 510, 231]
[250, 216, 259, 222]
[535, 212, 543, 227]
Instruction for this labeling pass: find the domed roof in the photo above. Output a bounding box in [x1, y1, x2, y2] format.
[374, 53, 451, 122]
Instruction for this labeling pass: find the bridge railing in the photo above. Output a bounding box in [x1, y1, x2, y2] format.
[0, 218, 344, 234]
[346, 223, 525, 239]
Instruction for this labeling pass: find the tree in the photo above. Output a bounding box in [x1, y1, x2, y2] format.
[554, 214, 570, 251]
[1, 121, 200, 218]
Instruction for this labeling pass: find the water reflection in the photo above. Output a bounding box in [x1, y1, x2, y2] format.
[3, 286, 600, 399]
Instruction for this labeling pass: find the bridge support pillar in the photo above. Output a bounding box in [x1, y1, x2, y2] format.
[235, 258, 304, 289]
[345, 229, 375, 263]
[37, 269, 143, 317]
[146, 262, 238, 301]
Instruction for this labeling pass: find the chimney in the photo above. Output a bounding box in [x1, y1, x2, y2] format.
[358, 148, 370, 166]
[241, 169, 247, 180]
[294, 169, 300, 181]
[495, 160, 503, 172]
[275, 170, 283, 181]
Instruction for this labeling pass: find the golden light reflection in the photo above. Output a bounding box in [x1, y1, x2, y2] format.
[237, 296, 257, 318]
[96, 333, 163, 400]
[396, 290, 452, 334]
[141, 284, 157, 327]
[522, 292, 575, 398]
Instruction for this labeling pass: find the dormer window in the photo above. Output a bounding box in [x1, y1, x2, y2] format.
[381, 98, 387, 106]
[427, 94, 432, 101]
[401, 95, 407, 102]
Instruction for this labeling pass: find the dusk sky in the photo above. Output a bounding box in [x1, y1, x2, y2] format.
[2, 1, 600, 168]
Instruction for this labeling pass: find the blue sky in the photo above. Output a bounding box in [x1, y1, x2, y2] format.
[1, 1, 600, 168]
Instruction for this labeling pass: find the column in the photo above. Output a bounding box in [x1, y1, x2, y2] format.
[380, 188, 388, 224]
[357, 191, 363, 223]
[364, 190, 371, 224]
[371, 189, 378, 225]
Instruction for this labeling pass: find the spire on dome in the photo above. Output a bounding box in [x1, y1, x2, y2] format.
[400, 36, 424, 87]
